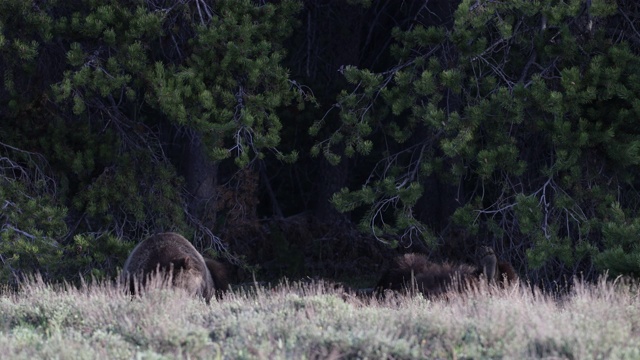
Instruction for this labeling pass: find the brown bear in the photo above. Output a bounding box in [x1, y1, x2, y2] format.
[375, 253, 432, 292]
[477, 245, 519, 286]
[376, 252, 479, 297]
[497, 261, 518, 284]
[203, 257, 230, 299]
[376, 247, 518, 298]
[122, 232, 215, 303]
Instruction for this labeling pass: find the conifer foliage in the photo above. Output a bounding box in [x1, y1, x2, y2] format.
[320, 0, 640, 283]
[1, 0, 640, 285]
[0, 0, 303, 284]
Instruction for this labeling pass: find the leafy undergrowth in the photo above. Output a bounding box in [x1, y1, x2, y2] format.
[1, 276, 639, 359]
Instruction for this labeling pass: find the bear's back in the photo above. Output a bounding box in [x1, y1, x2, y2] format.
[123, 232, 215, 302]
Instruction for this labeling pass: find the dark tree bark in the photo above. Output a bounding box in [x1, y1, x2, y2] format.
[289, 0, 462, 224]
[314, 155, 350, 223]
[292, 1, 368, 223]
[182, 131, 219, 228]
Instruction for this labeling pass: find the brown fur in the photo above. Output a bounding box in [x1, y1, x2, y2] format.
[376, 253, 432, 291]
[476, 246, 497, 282]
[203, 257, 229, 298]
[375, 253, 479, 296]
[122, 232, 215, 303]
[376, 248, 519, 297]
[497, 261, 518, 285]
[414, 262, 480, 297]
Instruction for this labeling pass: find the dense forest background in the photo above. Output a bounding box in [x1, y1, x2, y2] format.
[2, 0, 640, 289]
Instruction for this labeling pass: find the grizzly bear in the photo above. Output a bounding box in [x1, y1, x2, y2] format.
[376, 252, 478, 297]
[203, 257, 230, 299]
[122, 232, 215, 303]
[375, 253, 432, 292]
[376, 247, 518, 298]
[497, 261, 518, 284]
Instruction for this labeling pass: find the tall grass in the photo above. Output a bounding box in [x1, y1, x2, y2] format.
[1, 275, 639, 359]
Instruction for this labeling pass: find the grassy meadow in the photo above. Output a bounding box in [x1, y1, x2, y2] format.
[1, 276, 639, 359]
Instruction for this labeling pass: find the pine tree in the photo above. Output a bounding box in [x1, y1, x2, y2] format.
[319, 0, 640, 283]
[0, 0, 305, 283]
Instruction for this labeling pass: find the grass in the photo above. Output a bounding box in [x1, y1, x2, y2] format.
[1, 275, 639, 359]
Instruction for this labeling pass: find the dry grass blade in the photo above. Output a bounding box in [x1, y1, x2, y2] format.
[1, 275, 639, 359]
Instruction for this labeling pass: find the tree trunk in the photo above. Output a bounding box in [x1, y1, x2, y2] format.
[314, 155, 350, 223]
[182, 130, 219, 229]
